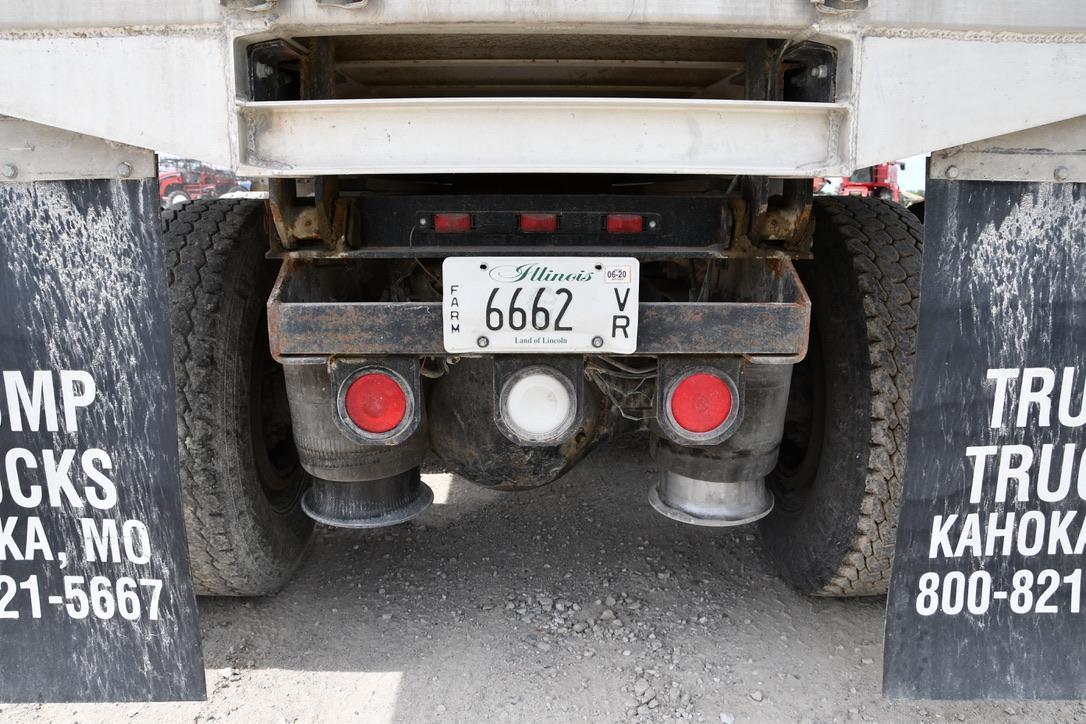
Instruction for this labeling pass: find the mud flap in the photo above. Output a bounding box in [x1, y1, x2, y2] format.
[884, 178, 1086, 698]
[0, 180, 205, 701]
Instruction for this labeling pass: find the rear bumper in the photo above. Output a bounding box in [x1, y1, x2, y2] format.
[267, 257, 810, 359]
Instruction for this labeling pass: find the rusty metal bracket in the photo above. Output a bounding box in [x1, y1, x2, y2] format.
[268, 177, 350, 251]
[267, 178, 298, 251]
[752, 179, 814, 253]
[315, 176, 350, 246]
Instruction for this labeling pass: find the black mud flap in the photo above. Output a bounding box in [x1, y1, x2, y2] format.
[0, 180, 205, 702]
[884, 178, 1086, 698]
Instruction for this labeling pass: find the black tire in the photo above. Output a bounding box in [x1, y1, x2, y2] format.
[761, 196, 922, 596]
[163, 199, 313, 596]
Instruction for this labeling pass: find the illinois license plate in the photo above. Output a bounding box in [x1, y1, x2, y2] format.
[442, 257, 639, 353]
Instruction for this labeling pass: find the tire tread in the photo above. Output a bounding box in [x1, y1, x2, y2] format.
[813, 197, 922, 596]
[162, 199, 308, 596]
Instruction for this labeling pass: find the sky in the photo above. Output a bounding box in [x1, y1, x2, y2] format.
[898, 154, 928, 194]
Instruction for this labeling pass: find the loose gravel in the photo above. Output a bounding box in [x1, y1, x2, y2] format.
[8, 434, 1084, 723]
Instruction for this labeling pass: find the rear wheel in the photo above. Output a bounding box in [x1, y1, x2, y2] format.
[761, 196, 922, 596]
[163, 198, 313, 596]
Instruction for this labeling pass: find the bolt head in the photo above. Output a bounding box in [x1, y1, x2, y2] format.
[1054, 166, 1070, 181]
[116, 162, 133, 178]
[591, 336, 604, 348]
[945, 165, 960, 179]
[0, 163, 17, 179]
[477, 336, 489, 348]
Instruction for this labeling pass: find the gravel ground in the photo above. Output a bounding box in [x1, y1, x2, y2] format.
[7, 433, 1084, 723]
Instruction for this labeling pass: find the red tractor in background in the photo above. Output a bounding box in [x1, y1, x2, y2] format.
[159, 157, 248, 206]
[815, 161, 924, 218]
[837, 161, 903, 202]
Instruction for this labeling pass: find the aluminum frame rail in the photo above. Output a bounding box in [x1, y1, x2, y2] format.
[237, 98, 847, 177]
[3, 1, 1086, 179]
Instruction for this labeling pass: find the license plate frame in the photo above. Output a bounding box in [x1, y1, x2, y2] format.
[442, 256, 640, 354]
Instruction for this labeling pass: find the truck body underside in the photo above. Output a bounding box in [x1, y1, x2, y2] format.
[2, 2, 1086, 178]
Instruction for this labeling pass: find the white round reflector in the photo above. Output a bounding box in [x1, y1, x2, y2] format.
[500, 369, 575, 443]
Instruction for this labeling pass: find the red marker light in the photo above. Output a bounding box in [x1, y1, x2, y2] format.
[669, 373, 733, 434]
[344, 373, 408, 434]
[519, 213, 559, 233]
[605, 214, 644, 234]
[433, 213, 472, 233]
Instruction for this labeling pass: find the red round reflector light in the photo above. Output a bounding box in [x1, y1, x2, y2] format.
[344, 373, 408, 434]
[669, 373, 733, 434]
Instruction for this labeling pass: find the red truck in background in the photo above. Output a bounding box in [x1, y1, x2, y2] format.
[838, 161, 903, 202]
[815, 162, 925, 219]
[159, 157, 249, 205]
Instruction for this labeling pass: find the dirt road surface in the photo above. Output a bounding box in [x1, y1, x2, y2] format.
[7, 434, 1084, 723]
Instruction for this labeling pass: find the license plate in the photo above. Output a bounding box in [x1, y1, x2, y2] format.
[442, 257, 639, 353]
